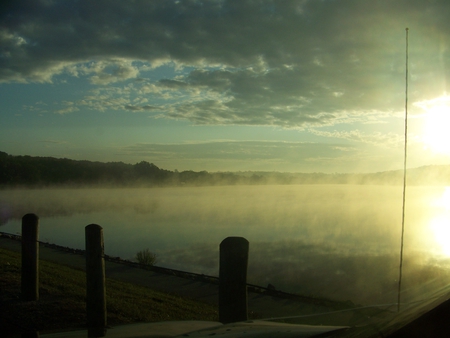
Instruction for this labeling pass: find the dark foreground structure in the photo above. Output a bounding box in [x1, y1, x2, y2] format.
[2, 216, 450, 337]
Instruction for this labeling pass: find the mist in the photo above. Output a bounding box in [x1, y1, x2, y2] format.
[1, 184, 450, 305]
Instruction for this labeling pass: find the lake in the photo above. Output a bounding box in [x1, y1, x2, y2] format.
[1, 184, 450, 306]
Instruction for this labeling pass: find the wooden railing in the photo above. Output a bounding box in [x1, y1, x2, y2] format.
[18, 213, 250, 337]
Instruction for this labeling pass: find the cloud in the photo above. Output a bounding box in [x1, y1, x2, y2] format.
[115, 138, 410, 172]
[124, 105, 158, 112]
[1, 0, 450, 128]
[119, 140, 360, 171]
[55, 101, 79, 115]
[79, 59, 141, 85]
[41, 139, 67, 144]
[158, 79, 189, 89]
[310, 129, 404, 147]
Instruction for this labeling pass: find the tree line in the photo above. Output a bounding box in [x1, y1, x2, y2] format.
[0, 151, 449, 187]
[0, 151, 260, 187]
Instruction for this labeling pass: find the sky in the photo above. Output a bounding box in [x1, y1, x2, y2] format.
[1, 0, 450, 173]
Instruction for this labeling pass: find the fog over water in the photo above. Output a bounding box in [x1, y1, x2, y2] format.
[2, 185, 450, 305]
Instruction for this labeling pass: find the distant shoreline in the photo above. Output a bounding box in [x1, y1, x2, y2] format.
[1, 151, 450, 187]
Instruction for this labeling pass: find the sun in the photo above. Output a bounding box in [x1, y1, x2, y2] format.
[417, 95, 450, 155]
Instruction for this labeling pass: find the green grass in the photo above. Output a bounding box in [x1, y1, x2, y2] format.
[0, 247, 218, 336]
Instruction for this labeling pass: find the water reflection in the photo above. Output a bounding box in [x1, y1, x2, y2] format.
[429, 186, 450, 256]
[1, 185, 450, 306]
[439, 187, 450, 209]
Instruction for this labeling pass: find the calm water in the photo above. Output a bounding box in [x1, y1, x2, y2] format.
[1, 185, 450, 305]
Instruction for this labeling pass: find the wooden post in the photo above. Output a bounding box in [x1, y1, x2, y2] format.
[21, 213, 39, 301]
[85, 224, 106, 337]
[219, 237, 249, 324]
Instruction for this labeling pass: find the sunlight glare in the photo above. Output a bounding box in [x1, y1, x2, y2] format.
[417, 96, 450, 155]
[439, 187, 450, 210]
[430, 188, 450, 256]
[430, 215, 450, 256]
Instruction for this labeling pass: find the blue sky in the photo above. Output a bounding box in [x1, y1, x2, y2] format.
[1, 0, 450, 173]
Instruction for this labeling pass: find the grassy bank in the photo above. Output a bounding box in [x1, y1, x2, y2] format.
[0, 247, 218, 336]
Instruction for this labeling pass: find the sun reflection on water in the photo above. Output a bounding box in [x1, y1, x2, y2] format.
[430, 187, 450, 256]
[438, 187, 450, 210]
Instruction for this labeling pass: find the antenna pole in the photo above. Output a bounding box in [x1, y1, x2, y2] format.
[397, 27, 409, 313]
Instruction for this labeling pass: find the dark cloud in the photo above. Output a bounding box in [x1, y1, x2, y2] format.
[1, 0, 450, 127]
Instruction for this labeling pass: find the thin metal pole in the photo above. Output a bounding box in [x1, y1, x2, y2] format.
[397, 27, 409, 313]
